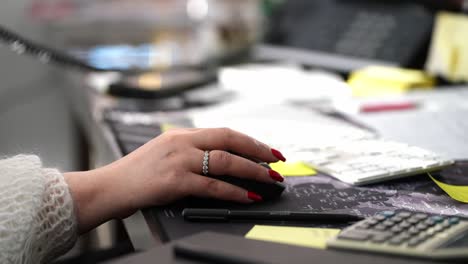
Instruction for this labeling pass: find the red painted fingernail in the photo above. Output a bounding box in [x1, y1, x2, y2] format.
[269, 169, 284, 182]
[247, 192, 263, 202]
[271, 148, 286, 162]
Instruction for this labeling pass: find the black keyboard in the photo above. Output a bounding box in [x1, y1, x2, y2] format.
[104, 110, 192, 155]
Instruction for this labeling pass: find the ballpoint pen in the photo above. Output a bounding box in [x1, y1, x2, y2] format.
[359, 101, 418, 113]
[182, 208, 364, 222]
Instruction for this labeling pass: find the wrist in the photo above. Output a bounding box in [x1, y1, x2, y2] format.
[64, 166, 134, 234]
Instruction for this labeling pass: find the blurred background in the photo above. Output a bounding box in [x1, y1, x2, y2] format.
[1, 0, 467, 263]
[29, 0, 263, 70]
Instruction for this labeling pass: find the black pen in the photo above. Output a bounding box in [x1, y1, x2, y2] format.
[174, 242, 267, 264]
[182, 208, 364, 222]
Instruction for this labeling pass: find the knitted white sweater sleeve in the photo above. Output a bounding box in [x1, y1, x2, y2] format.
[0, 155, 78, 264]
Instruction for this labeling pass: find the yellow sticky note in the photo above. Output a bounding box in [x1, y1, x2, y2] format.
[430, 175, 468, 203]
[245, 225, 340, 249]
[348, 66, 435, 97]
[161, 123, 177, 132]
[270, 162, 317, 177]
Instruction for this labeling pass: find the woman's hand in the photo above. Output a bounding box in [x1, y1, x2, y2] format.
[64, 128, 286, 233]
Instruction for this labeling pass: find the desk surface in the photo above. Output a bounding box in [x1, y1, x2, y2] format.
[148, 174, 468, 242]
[80, 76, 468, 262]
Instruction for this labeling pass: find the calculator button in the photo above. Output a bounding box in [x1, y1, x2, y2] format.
[396, 212, 412, 218]
[374, 224, 388, 231]
[375, 215, 387, 221]
[391, 216, 404, 223]
[380, 211, 396, 218]
[408, 238, 423, 247]
[424, 219, 437, 227]
[366, 218, 380, 226]
[390, 226, 403, 234]
[398, 233, 411, 240]
[433, 224, 445, 233]
[415, 223, 429, 231]
[389, 237, 405, 245]
[416, 232, 430, 242]
[430, 215, 445, 223]
[407, 227, 419, 236]
[356, 223, 371, 230]
[372, 233, 392, 243]
[408, 218, 421, 224]
[414, 213, 429, 220]
[441, 221, 452, 229]
[338, 231, 371, 241]
[382, 220, 396, 227]
[398, 221, 412, 229]
[425, 228, 437, 236]
[449, 217, 460, 225]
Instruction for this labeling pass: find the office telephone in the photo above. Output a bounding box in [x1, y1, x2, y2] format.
[267, 0, 434, 67]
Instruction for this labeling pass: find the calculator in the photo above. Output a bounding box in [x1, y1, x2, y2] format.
[327, 211, 468, 261]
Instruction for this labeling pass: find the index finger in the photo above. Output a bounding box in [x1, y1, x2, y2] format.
[191, 128, 286, 163]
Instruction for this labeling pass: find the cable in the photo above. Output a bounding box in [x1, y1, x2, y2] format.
[0, 25, 105, 72]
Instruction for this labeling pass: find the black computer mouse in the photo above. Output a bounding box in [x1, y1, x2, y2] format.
[208, 162, 285, 201]
[211, 175, 285, 201]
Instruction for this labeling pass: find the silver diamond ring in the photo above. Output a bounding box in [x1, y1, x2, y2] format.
[202, 151, 210, 175]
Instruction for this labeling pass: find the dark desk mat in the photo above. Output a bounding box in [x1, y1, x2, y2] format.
[150, 173, 468, 242]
